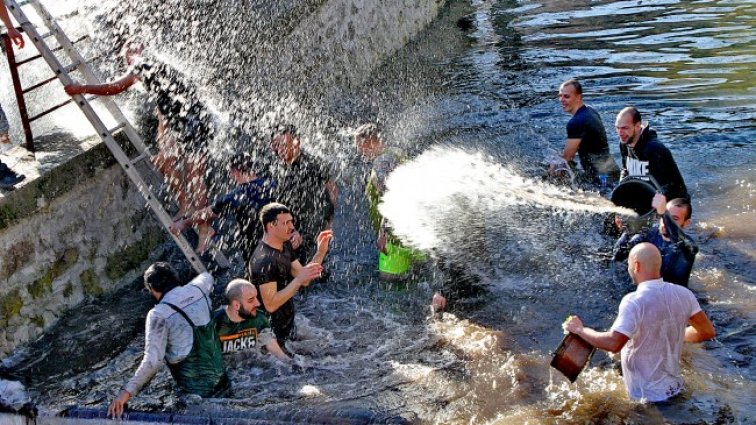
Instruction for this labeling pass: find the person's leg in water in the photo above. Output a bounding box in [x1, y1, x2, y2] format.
[183, 150, 214, 252]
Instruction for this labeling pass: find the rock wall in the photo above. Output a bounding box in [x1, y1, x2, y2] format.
[0, 145, 163, 357]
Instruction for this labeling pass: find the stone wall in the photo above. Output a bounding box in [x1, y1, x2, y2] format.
[0, 144, 163, 357]
[263, 0, 447, 96]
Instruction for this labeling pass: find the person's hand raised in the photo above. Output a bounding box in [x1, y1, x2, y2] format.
[298, 262, 323, 286]
[652, 193, 667, 215]
[315, 230, 333, 255]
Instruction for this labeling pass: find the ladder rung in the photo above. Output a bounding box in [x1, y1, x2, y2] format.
[38, 30, 55, 40]
[130, 150, 152, 165]
[16, 53, 42, 66]
[108, 122, 127, 137]
[59, 60, 80, 74]
[22, 74, 57, 93]
[28, 98, 73, 122]
[17, 36, 88, 66]
[28, 94, 97, 122]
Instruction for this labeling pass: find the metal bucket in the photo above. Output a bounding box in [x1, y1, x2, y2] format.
[550, 333, 596, 383]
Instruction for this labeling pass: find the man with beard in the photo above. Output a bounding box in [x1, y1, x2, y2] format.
[615, 106, 689, 200]
[213, 279, 290, 361]
[269, 124, 337, 263]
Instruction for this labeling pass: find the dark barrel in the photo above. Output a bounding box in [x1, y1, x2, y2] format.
[610, 177, 658, 216]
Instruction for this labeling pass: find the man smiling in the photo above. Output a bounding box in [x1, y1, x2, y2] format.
[559, 79, 619, 185]
[214, 279, 290, 361]
[557, 79, 620, 187]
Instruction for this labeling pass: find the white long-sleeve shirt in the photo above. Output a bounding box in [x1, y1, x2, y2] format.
[124, 272, 214, 396]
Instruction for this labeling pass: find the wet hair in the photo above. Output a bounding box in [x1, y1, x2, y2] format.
[619, 106, 642, 124]
[271, 124, 299, 140]
[354, 123, 380, 140]
[561, 79, 582, 95]
[143, 262, 181, 294]
[668, 197, 692, 220]
[225, 278, 254, 303]
[228, 152, 257, 174]
[259, 202, 291, 229]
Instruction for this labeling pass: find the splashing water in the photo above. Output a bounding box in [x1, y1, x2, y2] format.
[380, 146, 634, 254]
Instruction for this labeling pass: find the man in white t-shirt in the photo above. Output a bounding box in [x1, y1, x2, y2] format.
[563, 243, 715, 402]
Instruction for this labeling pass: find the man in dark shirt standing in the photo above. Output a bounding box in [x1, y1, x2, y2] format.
[615, 106, 689, 201]
[249, 203, 332, 349]
[557, 79, 620, 187]
[269, 125, 337, 263]
[613, 194, 698, 287]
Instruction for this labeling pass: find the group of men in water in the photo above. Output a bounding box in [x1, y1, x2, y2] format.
[7, 21, 711, 408]
[554, 78, 715, 403]
[0, 3, 721, 414]
[56, 42, 396, 416]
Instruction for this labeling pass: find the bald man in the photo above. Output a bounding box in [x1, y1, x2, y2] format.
[564, 243, 715, 402]
[213, 279, 290, 361]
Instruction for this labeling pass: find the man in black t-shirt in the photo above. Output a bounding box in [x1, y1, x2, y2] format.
[557, 79, 620, 187]
[269, 125, 337, 263]
[249, 203, 332, 348]
[615, 107, 689, 201]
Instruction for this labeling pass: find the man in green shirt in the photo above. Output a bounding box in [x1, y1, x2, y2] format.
[214, 279, 290, 361]
[354, 123, 423, 281]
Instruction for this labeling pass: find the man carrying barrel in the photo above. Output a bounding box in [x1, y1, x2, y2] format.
[564, 243, 714, 402]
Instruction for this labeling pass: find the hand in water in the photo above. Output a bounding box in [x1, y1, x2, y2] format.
[107, 390, 131, 418]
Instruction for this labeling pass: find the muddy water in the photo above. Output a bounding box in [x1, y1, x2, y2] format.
[2, 0, 754, 424]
